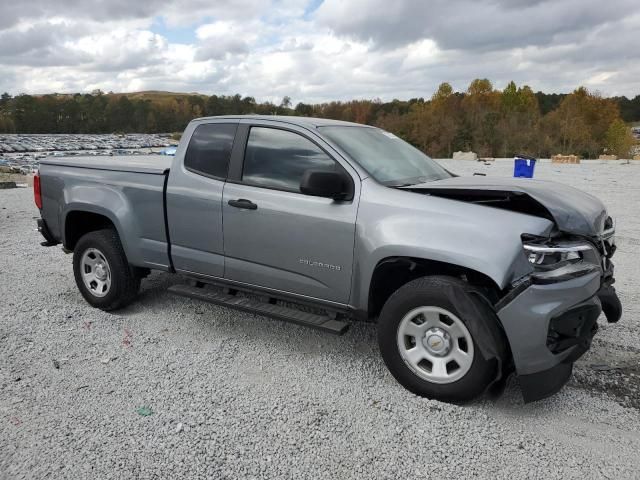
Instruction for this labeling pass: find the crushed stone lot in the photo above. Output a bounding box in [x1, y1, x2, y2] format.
[1, 160, 640, 479]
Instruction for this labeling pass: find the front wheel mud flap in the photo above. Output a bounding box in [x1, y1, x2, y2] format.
[597, 285, 622, 323]
[439, 282, 511, 394]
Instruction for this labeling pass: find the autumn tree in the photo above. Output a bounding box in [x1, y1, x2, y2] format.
[606, 119, 635, 158]
[541, 87, 619, 158]
[0, 93, 15, 133]
[403, 83, 461, 157]
[498, 81, 540, 157]
[280, 96, 292, 110]
[461, 79, 501, 156]
[294, 102, 313, 116]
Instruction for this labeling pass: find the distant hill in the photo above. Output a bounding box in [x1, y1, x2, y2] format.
[29, 91, 207, 101]
[111, 91, 208, 100]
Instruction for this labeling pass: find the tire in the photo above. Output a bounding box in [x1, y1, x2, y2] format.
[73, 229, 140, 311]
[377, 275, 505, 403]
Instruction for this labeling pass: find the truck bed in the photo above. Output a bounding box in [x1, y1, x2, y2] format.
[39, 155, 172, 175]
[38, 155, 172, 271]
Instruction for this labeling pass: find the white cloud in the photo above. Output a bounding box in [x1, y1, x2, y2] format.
[71, 29, 168, 71]
[194, 21, 252, 60]
[0, 0, 638, 100]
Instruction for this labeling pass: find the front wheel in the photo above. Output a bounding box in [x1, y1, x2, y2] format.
[73, 229, 140, 311]
[377, 276, 505, 403]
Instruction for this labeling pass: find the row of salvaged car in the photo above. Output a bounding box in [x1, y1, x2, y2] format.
[0, 147, 174, 174]
[0, 134, 174, 153]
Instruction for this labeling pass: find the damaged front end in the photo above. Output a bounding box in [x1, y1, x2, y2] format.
[496, 224, 621, 402]
[403, 175, 608, 236]
[520, 225, 621, 324]
[405, 176, 622, 402]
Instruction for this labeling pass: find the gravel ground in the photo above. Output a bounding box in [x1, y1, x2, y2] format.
[1, 161, 639, 479]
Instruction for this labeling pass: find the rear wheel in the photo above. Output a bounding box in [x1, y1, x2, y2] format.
[73, 229, 140, 311]
[377, 275, 505, 403]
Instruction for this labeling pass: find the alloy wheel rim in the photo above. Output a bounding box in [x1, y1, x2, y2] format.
[396, 306, 474, 384]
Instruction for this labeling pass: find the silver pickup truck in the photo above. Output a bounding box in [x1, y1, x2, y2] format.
[35, 115, 621, 403]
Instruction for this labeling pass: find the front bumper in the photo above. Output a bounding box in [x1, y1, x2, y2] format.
[497, 266, 622, 403]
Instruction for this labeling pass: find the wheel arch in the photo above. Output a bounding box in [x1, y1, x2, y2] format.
[63, 206, 124, 252]
[366, 256, 504, 320]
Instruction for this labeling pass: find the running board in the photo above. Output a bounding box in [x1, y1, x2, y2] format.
[168, 284, 349, 335]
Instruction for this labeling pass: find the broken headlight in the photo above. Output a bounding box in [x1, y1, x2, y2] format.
[522, 235, 602, 284]
[525, 247, 583, 267]
[522, 239, 601, 283]
[523, 241, 593, 269]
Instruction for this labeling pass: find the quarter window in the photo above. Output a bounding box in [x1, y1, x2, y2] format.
[242, 127, 338, 192]
[184, 123, 237, 179]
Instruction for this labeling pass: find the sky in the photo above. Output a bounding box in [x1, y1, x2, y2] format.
[0, 0, 638, 103]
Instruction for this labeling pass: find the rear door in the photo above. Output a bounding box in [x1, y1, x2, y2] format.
[221, 122, 359, 304]
[166, 121, 238, 277]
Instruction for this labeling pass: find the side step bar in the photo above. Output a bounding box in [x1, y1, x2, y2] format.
[168, 284, 350, 335]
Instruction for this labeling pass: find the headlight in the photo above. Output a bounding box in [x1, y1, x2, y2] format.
[522, 239, 601, 283]
[522, 241, 594, 270]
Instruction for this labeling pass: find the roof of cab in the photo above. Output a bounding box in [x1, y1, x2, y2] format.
[190, 115, 371, 129]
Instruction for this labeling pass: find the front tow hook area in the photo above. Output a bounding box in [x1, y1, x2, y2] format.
[598, 285, 622, 323]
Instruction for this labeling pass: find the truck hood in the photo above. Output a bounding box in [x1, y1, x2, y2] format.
[402, 176, 608, 236]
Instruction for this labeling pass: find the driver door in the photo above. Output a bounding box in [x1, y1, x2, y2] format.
[222, 124, 359, 304]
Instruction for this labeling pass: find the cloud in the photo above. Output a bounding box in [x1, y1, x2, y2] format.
[0, 22, 93, 67]
[71, 29, 169, 72]
[194, 21, 250, 60]
[315, 0, 636, 52]
[0, 0, 164, 29]
[0, 0, 638, 100]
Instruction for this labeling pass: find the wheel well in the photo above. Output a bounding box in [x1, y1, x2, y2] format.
[64, 211, 116, 250]
[368, 257, 503, 319]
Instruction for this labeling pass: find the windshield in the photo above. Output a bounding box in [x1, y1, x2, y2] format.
[319, 126, 452, 186]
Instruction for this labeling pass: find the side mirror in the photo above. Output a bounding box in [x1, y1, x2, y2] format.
[300, 170, 350, 200]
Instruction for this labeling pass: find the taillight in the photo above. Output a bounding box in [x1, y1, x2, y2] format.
[34, 172, 42, 209]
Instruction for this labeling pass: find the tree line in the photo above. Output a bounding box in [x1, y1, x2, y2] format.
[0, 80, 638, 158]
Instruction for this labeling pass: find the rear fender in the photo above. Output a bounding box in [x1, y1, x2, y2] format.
[62, 185, 136, 262]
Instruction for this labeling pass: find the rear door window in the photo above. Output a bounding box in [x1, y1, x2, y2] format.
[184, 123, 237, 179]
[242, 127, 337, 192]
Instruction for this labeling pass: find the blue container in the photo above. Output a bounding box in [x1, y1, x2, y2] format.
[513, 156, 536, 178]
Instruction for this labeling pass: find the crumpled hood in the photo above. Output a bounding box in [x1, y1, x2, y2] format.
[404, 176, 608, 236]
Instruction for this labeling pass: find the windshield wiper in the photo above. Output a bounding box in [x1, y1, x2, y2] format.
[380, 179, 418, 187]
[389, 182, 418, 188]
[388, 176, 441, 188]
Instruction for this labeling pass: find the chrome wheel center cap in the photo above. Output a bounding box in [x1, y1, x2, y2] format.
[95, 263, 107, 280]
[423, 328, 451, 356]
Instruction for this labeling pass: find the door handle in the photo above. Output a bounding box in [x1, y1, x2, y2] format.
[228, 198, 258, 210]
